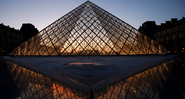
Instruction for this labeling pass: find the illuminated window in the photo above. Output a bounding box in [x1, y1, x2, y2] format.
[179, 32, 183, 38]
[161, 37, 164, 42]
[172, 34, 176, 39]
[166, 35, 170, 41]
[157, 38, 159, 42]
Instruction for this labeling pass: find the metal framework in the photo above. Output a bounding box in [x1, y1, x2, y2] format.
[10, 1, 167, 56]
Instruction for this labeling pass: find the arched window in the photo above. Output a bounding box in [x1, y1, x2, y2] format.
[166, 35, 170, 41]
[156, 38, 159, 42]
[161, 37, 164, 42]
[172, 34, 176, 39]
[179, 32, 183, 38]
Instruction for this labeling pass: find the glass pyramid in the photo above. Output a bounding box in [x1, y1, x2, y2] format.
[10, 1, 167, 56]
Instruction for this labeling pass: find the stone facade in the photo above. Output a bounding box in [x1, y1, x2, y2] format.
[0, 23, 38, 56]
[139, 17, 185, 54]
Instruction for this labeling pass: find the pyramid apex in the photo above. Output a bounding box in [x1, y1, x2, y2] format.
[85, 0, 92, 3]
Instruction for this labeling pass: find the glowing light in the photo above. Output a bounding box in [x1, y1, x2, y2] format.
[68, 62, 103, 66]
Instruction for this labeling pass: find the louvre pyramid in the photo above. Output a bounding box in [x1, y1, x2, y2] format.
[10, 1, 167, 56]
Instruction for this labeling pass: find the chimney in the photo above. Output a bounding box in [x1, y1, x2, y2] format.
[165, 21, 171, 25]
[171, 18, 177, 24]
[161, 23, 166, 27]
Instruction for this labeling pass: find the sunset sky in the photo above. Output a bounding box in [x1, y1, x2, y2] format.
[0, 0, 185, 31]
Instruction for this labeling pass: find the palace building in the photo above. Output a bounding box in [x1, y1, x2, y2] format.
[0, 23, 38, 56]
[138, 17, 185, 54]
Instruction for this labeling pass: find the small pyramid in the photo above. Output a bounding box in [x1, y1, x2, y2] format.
[10, 1, 167, 56]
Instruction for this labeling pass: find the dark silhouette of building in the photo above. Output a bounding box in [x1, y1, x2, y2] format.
[139, 17, 185, 54]
[0, 23, 38, 56]
[20, 23, 39, 40]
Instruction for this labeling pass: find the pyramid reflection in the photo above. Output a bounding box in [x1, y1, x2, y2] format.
[4, 56, 176, 99]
